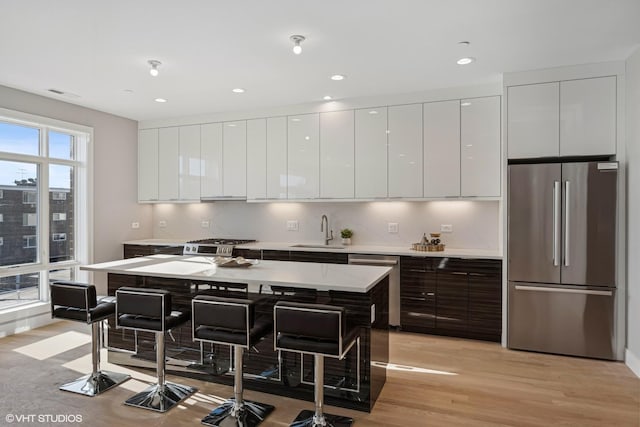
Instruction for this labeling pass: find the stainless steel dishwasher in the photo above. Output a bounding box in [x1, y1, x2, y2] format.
[348, 254, 400, 327]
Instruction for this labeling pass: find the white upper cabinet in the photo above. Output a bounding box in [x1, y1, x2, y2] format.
[178, 125, 201, 201]
[288, 114, 319, 199]
[508, 82, 560, 158]
[355, 107, 388, 198]
[507, 76, 616, 158]
[461, 96, 501, 197]
[266, 117, 288, 199]
[158, 127, 180, 201]
[423, 100, 460, 197]
[138, 129, 159, 201]
[388, 104, 423, 198]
[201, 123, 223, 198]
[320, 110, 355, 198]
[223, 121, 247, 198]
[560, 76, 616, 156]
[246, 119, 267, 200]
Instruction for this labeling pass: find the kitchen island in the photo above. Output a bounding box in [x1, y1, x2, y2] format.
[81, 255, 390, 412]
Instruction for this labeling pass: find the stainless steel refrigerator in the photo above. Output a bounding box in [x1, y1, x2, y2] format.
[507, 161, 618, 360]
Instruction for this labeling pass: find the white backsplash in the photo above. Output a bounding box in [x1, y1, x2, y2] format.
[152, 200, 500, 250]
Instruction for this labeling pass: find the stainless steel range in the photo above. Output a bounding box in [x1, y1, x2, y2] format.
[182, 238, 256, 256]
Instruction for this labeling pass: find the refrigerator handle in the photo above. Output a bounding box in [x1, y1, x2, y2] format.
[553, 181, 561, 266]
[564, 180, 570, 267]
[514, 285, 612, 296]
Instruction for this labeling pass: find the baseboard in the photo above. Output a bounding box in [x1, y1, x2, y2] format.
[625, 348, 640, 378]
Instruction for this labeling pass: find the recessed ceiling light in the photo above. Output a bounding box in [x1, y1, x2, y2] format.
[323, 95, 332, 100]
[123, 89, 134, 93]
[227, 123, 237, 127]
[290, 35, 305, 55]
[457, 57, 475, 65]
[368, 110, 379, 115]
[458, 41, 470, 46]
[330, 74, 345, 81]
[148, 60, 161, 77]
[232, 88, 245, 93]
[461, 101, 472, 106]
[154, 98, 167, 103]
[304, 136, 310, 140]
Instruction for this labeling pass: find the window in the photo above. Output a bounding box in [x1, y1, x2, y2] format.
[23, 235, 36, 248]
[0, 237, 3, 246]
[23, 191, 37, 204]
[0, 214, 3, 222]
[22, 213, 37, 226]
[0, 111, 91, 311]
[52, 233, 66, 242]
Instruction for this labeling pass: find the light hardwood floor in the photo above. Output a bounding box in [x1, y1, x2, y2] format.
[0, 321, 638, 426]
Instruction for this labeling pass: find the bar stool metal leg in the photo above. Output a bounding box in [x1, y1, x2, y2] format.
[60, 321, 130, 396]
[290, 354, 353, 427]
[201, 346, 275, 426]
[124, 332, 197, 412]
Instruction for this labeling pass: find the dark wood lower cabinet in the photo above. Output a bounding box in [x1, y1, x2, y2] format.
[400, 256, 502, 342]
[232, 248, 262, 259]
[400, 257, 436, 332]
[123, 244, 184, 259]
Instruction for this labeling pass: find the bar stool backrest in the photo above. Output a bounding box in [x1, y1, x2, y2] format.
[193, 296, 253, 333]
[274, 302, 344, 344]
[116, 287, 171, 319]
[50, 281, 96, 312]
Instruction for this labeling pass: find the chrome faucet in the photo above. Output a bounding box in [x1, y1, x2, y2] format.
[321, 214, 334, 245]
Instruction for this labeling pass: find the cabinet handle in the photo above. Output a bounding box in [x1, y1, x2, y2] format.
[408, 269, 427, 273]
[426, 292, 435, 296]
[450, 272, 467, 276]
[468, 272, 485, 277]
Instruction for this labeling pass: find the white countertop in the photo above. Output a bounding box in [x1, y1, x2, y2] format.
[236, 242, 502, 259]
[123, 239, 502, 259]
[81, 255, 391, 293]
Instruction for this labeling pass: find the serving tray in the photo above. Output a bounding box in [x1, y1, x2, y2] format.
[208, 257, 259, 268]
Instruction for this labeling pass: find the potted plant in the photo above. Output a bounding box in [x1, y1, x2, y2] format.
[340, 228, 353, 245]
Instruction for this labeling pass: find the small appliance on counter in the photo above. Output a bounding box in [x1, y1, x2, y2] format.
[412, 233, 445, 252]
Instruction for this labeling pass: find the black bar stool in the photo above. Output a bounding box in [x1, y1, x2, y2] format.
[192, 295, 275, 426]
[274, 301, 359, 427]
[115, 287, 197, 412]
[50, 281, 130, 396]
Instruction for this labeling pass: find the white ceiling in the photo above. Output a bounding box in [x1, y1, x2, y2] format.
[1, 0, 639, 121]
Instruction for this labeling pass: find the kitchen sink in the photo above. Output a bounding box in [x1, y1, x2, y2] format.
[290, 244, 346, 249]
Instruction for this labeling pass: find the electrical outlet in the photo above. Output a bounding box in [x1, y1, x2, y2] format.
[201, 220, 210, 228]
[440, 224, 453, 233]
[159, 220, 167, 228]
[131, 222, 140, 229]
[287, 220, 299, 231]
[388, 223, 399, 233]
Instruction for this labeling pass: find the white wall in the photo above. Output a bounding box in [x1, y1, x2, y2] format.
[626, 47, 640, 376]
[152, 200, 500, 250]
[0, 85, 148, 335]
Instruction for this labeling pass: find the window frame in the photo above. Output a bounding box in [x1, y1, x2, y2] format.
[22, 235, 37, 248]
[0, 107, 93, 311]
